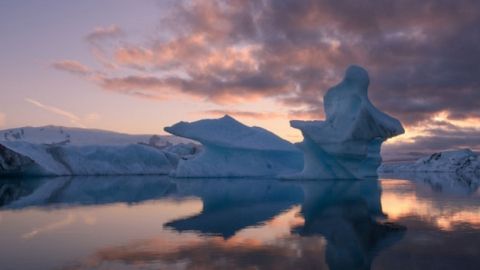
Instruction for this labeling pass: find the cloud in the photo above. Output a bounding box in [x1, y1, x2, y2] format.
[85, 25, 124, 69]
[52, 60, 91, 76]
[0, 112, 5, 127]
[382, 118, 480, 161]
[75, 0, 480, 121]
[55, 0, 480, 153]
[25, 98, 86, 128]
[85, 25, 124, 43]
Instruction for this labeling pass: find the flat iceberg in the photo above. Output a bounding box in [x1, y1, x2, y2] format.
[287, 65, 404, 179]
[379, 149, 480, 174]
[0, 126, 197, 176]
[0, 141, 175, 176]
[0, 125, 190, 146]
[164, 115, 303, 177]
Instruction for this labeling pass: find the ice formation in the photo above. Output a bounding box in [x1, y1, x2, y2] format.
[164, 115, 303, 177]
[379, 149, 479, 174]
[0, 125, 190, 146]
[288, 65, 404, 179]
[0, 141, 178, 176]
[0, 126, 197, 176]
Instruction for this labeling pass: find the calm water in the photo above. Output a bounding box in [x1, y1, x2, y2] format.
[0, 175, 479, 270]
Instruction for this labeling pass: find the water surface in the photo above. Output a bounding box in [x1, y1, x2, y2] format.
[0, 175, 479, 270]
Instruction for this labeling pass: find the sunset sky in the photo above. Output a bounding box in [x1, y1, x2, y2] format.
[1, 0, 480, 160]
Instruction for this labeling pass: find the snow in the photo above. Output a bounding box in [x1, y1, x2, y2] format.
[165, 115, 298, 152]
[379, 149, 480, 173]
[378, 149, 480, 192]
[0, 141, 175, 176]
[0, 126, 198, 176]
[165, 115, 303, 177]
[286, 65, 404, 179]
[0, 125, 190, 146]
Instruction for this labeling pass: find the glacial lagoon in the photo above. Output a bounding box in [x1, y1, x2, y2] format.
[1, 175, 479, 270]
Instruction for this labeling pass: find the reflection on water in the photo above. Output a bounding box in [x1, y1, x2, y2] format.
[295, 180, 405, 270]
[0, 174, 479, 270]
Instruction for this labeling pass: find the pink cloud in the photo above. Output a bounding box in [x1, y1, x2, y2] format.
[52, 60, 91, 76]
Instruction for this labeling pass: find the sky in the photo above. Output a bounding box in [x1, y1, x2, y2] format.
[1, 0, 480, 160]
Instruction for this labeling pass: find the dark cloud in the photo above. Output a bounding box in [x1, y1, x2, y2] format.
[96, 0, 480, 122]
[382, 120, 480, 161]
[56, 0, 480, 153]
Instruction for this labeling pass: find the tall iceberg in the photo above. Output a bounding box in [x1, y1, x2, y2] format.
[164, 115, 303, 177]
[288, 65, 404, 179]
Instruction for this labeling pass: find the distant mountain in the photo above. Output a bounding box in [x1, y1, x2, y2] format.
[0, 125, 191, 146]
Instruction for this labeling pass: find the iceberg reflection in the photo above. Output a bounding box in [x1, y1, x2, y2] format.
[294, 180, 405, 270]
[7, 176, 480, 269]
[0, 176, 409, 270]
[1, 176, 178, 208]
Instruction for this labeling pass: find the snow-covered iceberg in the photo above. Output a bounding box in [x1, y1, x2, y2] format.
[0, 141, 178, 176]
[164, 115, 303, 177]
[287, 65, 404, 179]
[379, 149, 480, 174]
[0, 126, 198, 176]
[0, 125, 190, 146]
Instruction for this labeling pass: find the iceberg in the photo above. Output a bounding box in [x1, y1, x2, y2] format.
[378, 149, 480, 190]
[0, 126, 198, 176]
[0, 125, 190, 146]
[0, 141, 176, 176]
[164, 115, 303, 177]
[379, 149, 480, 173]
[287, 65, 404, 179]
